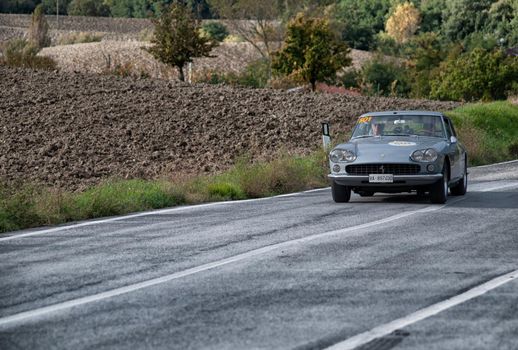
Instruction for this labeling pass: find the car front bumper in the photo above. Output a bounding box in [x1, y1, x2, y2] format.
[328, 173, 443, 187]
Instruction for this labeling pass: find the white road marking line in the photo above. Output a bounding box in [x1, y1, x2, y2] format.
[0, 188, 329, 242]
[0, 182, 515, 328]
[0, 201, 453, 329]
[471, 159, 518, 168]
[475, 182, 518, 192]
[325, 269, 518, 350]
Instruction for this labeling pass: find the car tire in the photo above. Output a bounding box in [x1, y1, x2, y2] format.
[430, 165, 449, 204]
[332, 181, 351, 203]
[450, 160, 467, 196]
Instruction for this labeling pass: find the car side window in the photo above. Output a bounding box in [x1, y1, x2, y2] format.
[443, 118, 453, 139]
[446, 118, 458, 136]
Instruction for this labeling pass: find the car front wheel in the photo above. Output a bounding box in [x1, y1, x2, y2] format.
[332, 181, 351, 203]
[430, 165, 449, 204]
[450, 160, 467, 196]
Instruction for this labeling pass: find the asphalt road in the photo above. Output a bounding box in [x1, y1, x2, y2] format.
[1, 161, 517, 350]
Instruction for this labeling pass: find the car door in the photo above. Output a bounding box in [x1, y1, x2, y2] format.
[444, 117, 463, 181]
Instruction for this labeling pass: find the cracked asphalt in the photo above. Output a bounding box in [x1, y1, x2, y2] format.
[1, 161, 517, 350]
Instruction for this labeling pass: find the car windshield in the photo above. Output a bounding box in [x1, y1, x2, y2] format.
[351, 114, 446, 138]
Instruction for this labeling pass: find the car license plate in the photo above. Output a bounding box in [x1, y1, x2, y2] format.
[369, 174, 394, 183]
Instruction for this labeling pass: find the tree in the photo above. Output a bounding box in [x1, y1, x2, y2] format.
[430, 48, 518, 101]
[42, 0, 72, 15]
[488, 0, 518, 47]
[202, 21, 229, 42]
[442, 0, 494, 42]
[67, 0, 110, 16]
[0, 0, 37, 13]
[419, 0, 446, 33]
[334, 0, 392, 50]
[146, 2, 218, 81]
[272, 13, 351, 91]
[28, 4, 51, 49]
[385, 2, 421, 44]
[404, 32, 444, 97]
[360, 55, 411, 97]
[207, 0, 283, 60]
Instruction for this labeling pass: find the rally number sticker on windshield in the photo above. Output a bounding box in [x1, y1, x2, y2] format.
[357, 116, 372, 124]
[389, 141, 417, 146]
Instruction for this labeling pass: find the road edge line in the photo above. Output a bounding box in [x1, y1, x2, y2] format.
[0, 202, 446, 328]
[324, 269, 518, 350]
[0, 187, 329, 242]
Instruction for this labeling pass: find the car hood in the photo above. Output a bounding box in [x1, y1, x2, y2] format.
[335, 136, 447, 163]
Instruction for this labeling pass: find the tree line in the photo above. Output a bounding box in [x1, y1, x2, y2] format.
[2, 0, 517, 101]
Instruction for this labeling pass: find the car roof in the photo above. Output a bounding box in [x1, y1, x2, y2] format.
[358, 111, 444, 118]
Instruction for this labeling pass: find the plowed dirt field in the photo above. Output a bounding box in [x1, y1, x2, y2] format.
[0, 66, 460, 190]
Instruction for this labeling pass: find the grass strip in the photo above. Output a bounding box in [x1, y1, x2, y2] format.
[445, 101, 518, 165]
[0, 152, 328, 233]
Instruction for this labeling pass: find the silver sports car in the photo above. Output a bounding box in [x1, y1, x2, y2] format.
[328, 111, 468, 203]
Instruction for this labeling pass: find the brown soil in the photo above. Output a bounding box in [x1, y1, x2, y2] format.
[0, 66, 460, 191]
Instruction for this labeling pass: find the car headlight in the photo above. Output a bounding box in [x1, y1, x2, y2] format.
[411, 148, 438, 162]
[330, 149, 356, 162]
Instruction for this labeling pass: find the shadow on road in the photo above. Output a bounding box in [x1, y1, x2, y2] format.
[349, 190, 518, 209]
[449, 191, 518, 209]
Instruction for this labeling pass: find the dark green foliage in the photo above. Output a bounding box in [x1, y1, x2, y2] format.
[340, 69, 361, 89]
[272, 13, 351, 91]
[202, 21, 228, 41]
[404, 32, 444, 98]
[201, 58, 270, 88]
[442, 0, 494, 42]
[42, 0, 72, 15]
[419, 0, 446, 33]
[146, 2, 217, 81]
[67, 0, 110, 16]
[430, 48, 518, 101]
[360, 56, 410, 97]
[487, 0, 518, 46]
[0, 0, 37, 13]
[108, 0, 149, 17]
[1, 38, 57, 70]
[335, 0, 392, 50]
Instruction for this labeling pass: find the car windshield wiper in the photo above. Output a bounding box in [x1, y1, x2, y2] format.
[352, 135, 378, 139]
[383, 133, 417, 137]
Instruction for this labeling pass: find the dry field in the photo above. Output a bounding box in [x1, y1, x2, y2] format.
[1, 13, 377, 78]
[0, 66, 460, 190]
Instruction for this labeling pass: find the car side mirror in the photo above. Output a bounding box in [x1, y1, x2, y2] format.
[450, 136, 458, 144]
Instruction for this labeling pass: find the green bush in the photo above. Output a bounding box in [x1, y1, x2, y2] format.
[67, 0, 109, 16]
[446, 102, 518, 165]
[197, 59, 270, 88]
[430, 48, 518, 101]
[202, 21, 229, 42]
[360, 56, 410, 97]
[340, 69, 361, 89]
[0, 185, 42, 232]
[73, 180, 183, 219]
[1, 38, 57, 70]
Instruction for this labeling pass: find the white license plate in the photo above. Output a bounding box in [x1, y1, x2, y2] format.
[369, 174, 394, 183]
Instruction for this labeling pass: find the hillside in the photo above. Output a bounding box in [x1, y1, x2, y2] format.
[0, 66, 460, 190]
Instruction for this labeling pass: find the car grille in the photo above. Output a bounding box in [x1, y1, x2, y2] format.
[346, 164, 421, 175]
